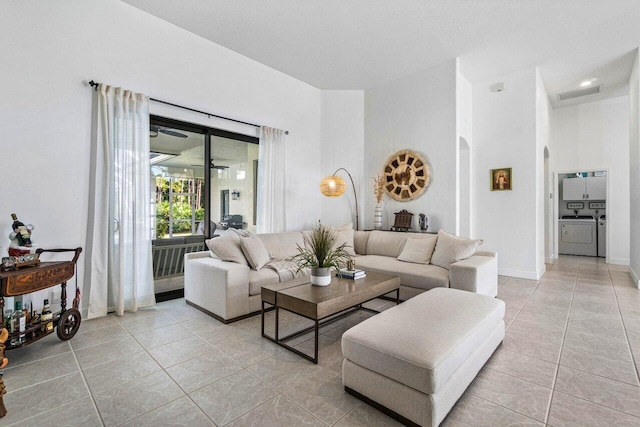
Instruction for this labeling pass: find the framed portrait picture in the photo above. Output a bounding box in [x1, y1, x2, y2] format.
[491, 168, 512, 191]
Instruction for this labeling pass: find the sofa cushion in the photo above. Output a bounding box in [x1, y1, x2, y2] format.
[228, 228, 257, 238]
[248, 268, 280, 296]
[355, 255, 449, 291]
[431, 230, 483, 270]
[397, 236, 438, 264]
[258, 232, 304, 260]
[205, 236, 248, 266]
[333, 227, 356, 256]
[342, 288, 505, 394]
[365, 230, 437, 258]
[240, 236, 271, 270]
[354, 231, 370, 255]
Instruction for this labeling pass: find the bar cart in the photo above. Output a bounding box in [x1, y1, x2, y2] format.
[0, 247, 82, 418]
[0, 247, 83, 348]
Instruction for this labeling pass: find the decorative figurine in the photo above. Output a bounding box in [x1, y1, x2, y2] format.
[391, 210, 413, 232]
[419, 213, 429, 232]
[8, 214, 35, 257]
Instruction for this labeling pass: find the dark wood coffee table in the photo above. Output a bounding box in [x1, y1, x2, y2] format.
[261, 271, 400, 364]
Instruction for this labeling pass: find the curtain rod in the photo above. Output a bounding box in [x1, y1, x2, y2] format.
[88, 80, 288, 135]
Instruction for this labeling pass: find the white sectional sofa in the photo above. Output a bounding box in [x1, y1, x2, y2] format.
[184, 229, 497, 323]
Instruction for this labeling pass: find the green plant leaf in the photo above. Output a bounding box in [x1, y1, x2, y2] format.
[290, 224, 353, 272]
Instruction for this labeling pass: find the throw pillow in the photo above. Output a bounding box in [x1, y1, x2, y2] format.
[397, 236, 438, 264]
[206, 236, 249, 266]
[228, 228, 257, 238]
[430, 230, 483, 270]
[331, 226, 356, 257]
[240, 236, 271, 270]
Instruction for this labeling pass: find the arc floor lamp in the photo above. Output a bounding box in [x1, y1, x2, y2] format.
[320, 168, 359, 231]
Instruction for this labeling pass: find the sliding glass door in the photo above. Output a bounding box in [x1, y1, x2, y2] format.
[148, 116, 259, 300]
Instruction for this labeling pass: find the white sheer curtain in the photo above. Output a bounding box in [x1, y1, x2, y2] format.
[257, 126, 287, 233]
[85, 84, 155, 319]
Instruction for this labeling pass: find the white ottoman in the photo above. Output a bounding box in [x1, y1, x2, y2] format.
[342, 288, 505, 427]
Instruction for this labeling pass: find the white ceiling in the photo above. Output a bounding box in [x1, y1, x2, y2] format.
[123, 0, 640, 107]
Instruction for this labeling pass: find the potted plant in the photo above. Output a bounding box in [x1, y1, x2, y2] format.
[291, 224, 352, 286]
[372, 174, 385, 230]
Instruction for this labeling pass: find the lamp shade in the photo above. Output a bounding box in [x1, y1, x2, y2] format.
[320, 175, 346, 197]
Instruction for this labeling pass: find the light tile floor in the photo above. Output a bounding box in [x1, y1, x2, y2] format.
[2, 256, 639, 426]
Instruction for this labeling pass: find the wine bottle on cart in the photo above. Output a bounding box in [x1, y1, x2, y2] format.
[10, 213, 32, 247]
[41, 299, 53, 332]
[14, 301, 25, 344]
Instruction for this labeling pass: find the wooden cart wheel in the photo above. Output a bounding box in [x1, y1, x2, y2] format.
[57, 308, 81, 341]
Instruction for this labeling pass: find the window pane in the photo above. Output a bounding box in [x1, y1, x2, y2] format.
[150, 127, 205, 239]
[210, 136, 259, 233]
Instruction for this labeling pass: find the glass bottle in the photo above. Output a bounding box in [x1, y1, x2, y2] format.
[14, 301, 26, 344]
[41, 299, 53, 333]
[4, 309, 14, 333]
[11, 213, 32, 246]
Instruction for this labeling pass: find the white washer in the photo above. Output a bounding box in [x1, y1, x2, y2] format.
[559, 216, 597, 257]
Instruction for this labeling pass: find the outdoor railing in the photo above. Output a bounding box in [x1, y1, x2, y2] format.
[152, 237, 205, 279]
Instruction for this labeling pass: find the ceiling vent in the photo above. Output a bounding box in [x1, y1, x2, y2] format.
[557, 85, 601, 101]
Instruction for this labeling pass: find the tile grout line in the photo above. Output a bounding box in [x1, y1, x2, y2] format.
[609, 266, 640, 387]
[462, 392, 544, 425]
[542, 262, 640, 421]
[541, 259, 578, 425]
[121, 310, 224, 425]
[104, 314, 202, 425]
[70, 340, 107, 427]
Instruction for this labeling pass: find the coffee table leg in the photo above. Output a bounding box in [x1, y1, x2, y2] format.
[314, 320, 319, 364]
[275, 307, 279, 341]
[261, 301, 265, 337]
[396, 288, 400, 305]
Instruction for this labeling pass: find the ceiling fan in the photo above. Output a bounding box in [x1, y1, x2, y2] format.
[150, 125, 188, 138]
[210, 160, 229, 170]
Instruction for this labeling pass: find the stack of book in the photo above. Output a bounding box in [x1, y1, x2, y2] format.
[337, 268, 366, 280]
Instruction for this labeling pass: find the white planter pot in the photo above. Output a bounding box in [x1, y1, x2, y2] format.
[310, 267, 332, 286]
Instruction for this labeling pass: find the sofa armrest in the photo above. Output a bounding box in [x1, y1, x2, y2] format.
[449, 254, 498, 297]
[184, 253, 251, 321]
[354, 231, 371, 255]
[475, 250, 496, 258]
[185, 250, 212, 260]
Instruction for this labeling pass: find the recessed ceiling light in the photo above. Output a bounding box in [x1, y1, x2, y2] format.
[580, 78, 598, 87]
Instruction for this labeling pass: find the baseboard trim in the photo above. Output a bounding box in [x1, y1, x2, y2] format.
[155, 288, 184, 303]
[609, 258, 630, 266]
[630, 266, 639, 288]
[498, 268, 540, 280]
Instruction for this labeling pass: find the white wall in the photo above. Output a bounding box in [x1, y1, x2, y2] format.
[536, 69, 551, 273]
[0, 0, 324, 313]
[364, 60, 457, 232]
[456, 62, 473, 237]
[320, 91, 365, 229]
[473, 68, 541, 279]
[629, 49, 640, 284]
[552, 96, 630, 265]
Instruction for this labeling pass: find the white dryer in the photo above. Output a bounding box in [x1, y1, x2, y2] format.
[558, 215, 597, 257]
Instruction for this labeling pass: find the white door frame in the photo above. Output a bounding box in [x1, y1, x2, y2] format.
[553, 168, 609, 263]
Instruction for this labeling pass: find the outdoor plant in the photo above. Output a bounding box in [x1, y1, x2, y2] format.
[291, 224, 352, 272]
